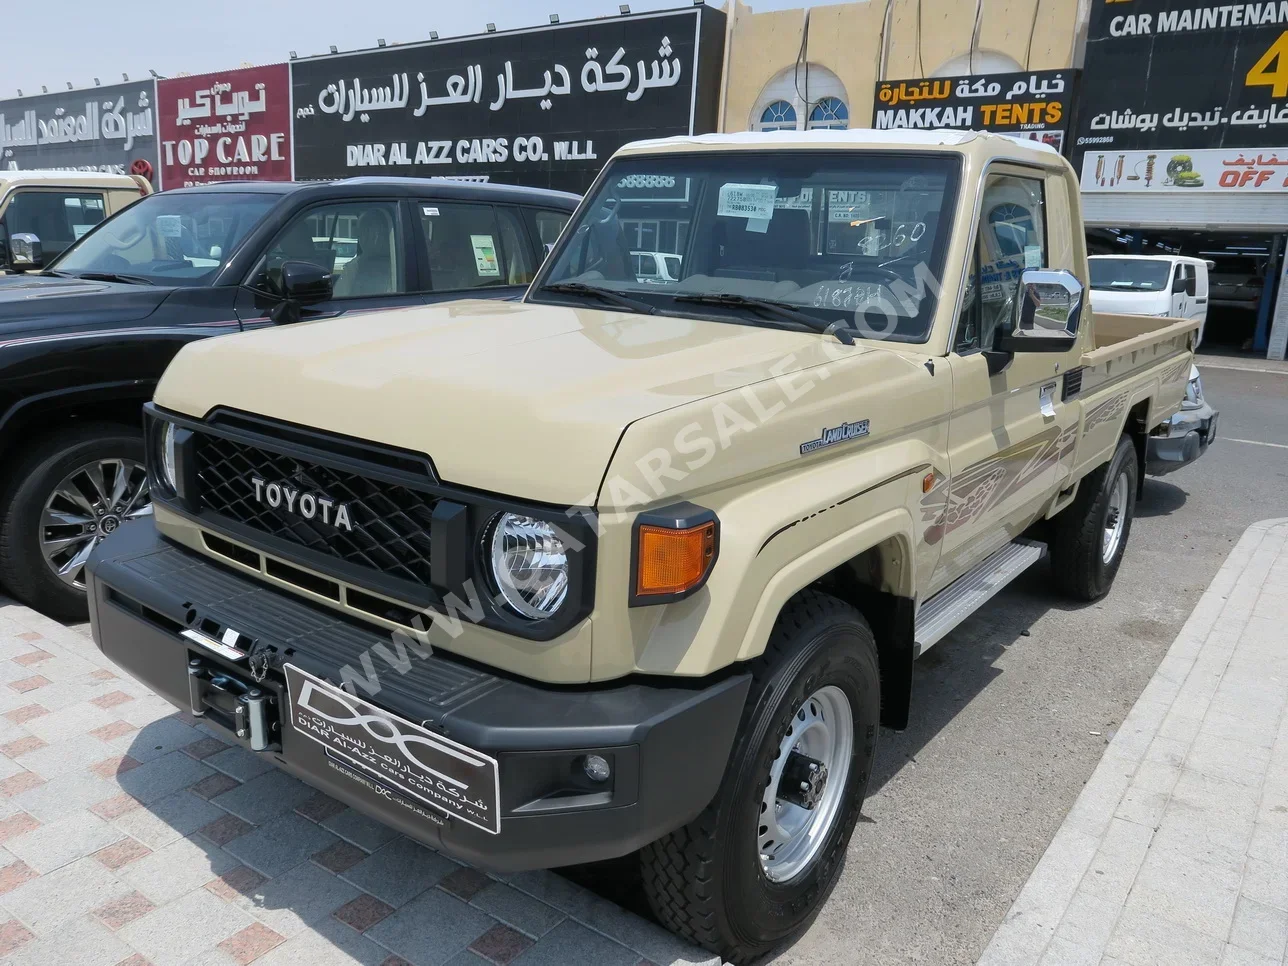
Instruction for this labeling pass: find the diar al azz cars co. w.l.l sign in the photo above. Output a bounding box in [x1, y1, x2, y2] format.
[0, 81, 159, 182]
[157, 64, 293, 188]
[1075, 0, 1288, 180]
[290, 7, 724, 192]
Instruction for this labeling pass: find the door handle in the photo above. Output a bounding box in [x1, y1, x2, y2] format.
[1039, 381, 1058, 418]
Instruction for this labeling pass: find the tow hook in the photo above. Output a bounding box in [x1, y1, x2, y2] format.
[187, 657, 279, 752]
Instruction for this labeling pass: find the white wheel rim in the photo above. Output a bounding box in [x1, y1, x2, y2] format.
[1103, 471, 1129, 564]
[758, 685, 854, 883]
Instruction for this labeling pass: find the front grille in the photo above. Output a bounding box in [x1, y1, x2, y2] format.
[194, 433, 436, 588]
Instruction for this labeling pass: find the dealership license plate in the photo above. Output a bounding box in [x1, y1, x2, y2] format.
[284, 664, 501, 834]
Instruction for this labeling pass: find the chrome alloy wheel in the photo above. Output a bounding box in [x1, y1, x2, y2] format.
[40, 459, 152, 590]
[758, 685, 854, 883]
[1102, 471, 1130, 564]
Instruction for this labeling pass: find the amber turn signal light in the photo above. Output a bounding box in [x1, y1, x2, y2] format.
[635, 521, 717, 599]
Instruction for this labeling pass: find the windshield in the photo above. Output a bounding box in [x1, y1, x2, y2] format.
[534, 151, 960, 343]
[52, 192, 277, 286]
[1089, 258, 1171, 292]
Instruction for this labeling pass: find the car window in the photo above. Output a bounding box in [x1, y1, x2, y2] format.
[263, 201, 406, 300]
[418, 202, 525, 293]
[2, 191, 107, 260]
[524, 208, 572, 259]
[957, 174, 1047, 353]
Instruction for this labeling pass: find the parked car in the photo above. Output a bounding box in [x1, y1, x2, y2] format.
[632, 249, 681, 284]
[0, 170, 151, 270]
[1208, 254, 1263, 310]
[0, 178, 578, 619]
[1088, 254, 1211, 345]
[88, 130, 1196, 963]
[1147, 364, 1218, 474]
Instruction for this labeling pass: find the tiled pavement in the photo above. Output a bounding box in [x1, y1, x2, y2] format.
[979, 518, 1288, 966]
[0, 601, 721, 966]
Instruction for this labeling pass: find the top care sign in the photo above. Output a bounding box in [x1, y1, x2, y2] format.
[289, 6, 724, 192]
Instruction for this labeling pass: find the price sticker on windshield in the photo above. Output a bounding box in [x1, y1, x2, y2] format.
[718, 183, 779, 223]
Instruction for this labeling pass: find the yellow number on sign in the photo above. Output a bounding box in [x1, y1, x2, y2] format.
[1247, 30, 1288, 98]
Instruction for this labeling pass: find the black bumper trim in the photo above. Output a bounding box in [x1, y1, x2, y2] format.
[86, 519, 749, 872]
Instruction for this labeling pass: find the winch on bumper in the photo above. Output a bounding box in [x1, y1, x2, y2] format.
[86, 519, 749, 872]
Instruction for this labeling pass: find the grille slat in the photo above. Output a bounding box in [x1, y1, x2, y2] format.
[194, 434, 436, 588]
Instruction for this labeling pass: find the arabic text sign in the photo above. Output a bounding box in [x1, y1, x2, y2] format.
[0, 81, 158, 180]
[1075, 0, 1288, 164]
[1079, 147, 1288, 193]
[872, 70, 1074, 152]
[157, 64, 292, 188]
[290, 8, 722, 191]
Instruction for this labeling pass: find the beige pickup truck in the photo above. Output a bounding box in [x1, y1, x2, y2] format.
[0, 170, 151, 270]
[87, 130, 1196, 962]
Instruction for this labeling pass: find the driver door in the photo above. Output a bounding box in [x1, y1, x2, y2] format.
[935, 167, 1083, 594]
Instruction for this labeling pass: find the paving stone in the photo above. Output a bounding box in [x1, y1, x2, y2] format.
[1219, 944, 1282, 966]
[192, 773, 242, 801]
[1227, 896, 1288, 961]
[218, 922, 286, 965]
[115, 750, 213, 804]
[333, 894, 395, 932]
[230, 860, 360, 938]
[212, 769, 315, 825]
[321, 808, 400, 853]
[0, 770, 45, 797]
[224, 812, 338, 878]
[185, 737, 233, 760]
[196, 813, 256, 848]
[0, 735, 45, 758]
[364, 887, 493, 964]
[469, 923, 534, 964]
[89, 721, 138, 743]
[340, 838, 458, 907]
[92, 890, 159, 930]
[2, 705, 49, 726]
[0, 918, 36, 957]
[0, 811, 40, 844]
[89, 754, 143, 780]
[0, 859, 37, 896]
[295, 793, 348, 825]
[1104, 902, 1226, 966]
[252, 914, 390, 965]
[118, 886, 256, 966]
[115, 716, 205, 763]
[1240, 857, 1288, 913]
[469, 882, 564, 939]
[206, 864, 269, 903]
[314, 840, 369, 875]
[0, 856, 135, 932]
[1126, 845, 1242, 939]
[562, 891, 717, 966]
[505, 919, 639, 966]
[90, 691, 135, 710]
[109, 789, 224, 850]
[5, 809, 125, 873]
[440, 867, 493, 902]
[93, 836, 154, 870]
[4, 911, 134, 966]
[119, 834, 240, 905]
[21, 702, 115, 743]
[205, 746, 274, 783]
[90, 792, 142, 821]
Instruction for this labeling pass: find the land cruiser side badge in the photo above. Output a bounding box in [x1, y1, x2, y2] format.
[800, 419, 870, 455]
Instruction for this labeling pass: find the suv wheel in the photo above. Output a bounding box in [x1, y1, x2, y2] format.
[1050, 433, 1138, 601]
[640, 590, 879, 964]
[0, 424, 151, 621]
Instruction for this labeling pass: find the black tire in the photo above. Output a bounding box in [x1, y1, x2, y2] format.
[1050, 433, 1138, 602]
[0, 423, 147, 622]
[640, 590, 880, 964]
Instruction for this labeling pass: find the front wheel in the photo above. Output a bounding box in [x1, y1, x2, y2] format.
[0, 424, 151, 621]
[1050, 433, 1138, 601]
[640, 590, 880, 964]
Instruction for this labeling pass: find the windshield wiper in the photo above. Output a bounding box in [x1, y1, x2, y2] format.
[72, 271, 154, 286]
[672, 293, 856, 344]
[38, 270, 75, 278]
[541, 281, 657, 315]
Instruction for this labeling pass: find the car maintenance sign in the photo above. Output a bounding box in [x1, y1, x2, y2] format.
[1074, 0, 1288, 172]
[872, 70, 1074, 153]
[157, 64, 293, 188]
[0, 81, 159, 185]
[1079, 146, 1288, 192]
[289, 6, 724, 191]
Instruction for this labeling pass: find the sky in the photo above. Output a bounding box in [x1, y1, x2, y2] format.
[1, 0, 851, 97]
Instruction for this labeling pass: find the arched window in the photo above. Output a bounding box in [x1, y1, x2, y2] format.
[807, 96, 849, 130]
[758, 100, 798, 132]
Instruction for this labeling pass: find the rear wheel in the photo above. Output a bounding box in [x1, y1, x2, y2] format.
[640, 590, 880, 964]
[1050, 433, 1138, 601]
[0, 424, 150, 621]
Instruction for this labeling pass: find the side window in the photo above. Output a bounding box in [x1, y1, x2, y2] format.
[495, 207, 535, 285]
[262, 201, 405, 299]
[524, 208, 572, 260]
[2, 191, 106, 260]
[418, 202, 516, 293]
[956, 174, 1046, 353]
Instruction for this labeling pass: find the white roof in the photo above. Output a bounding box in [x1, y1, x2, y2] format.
[0, 169, 142, 189]
[1089, 254, 1209, 264]
[618, 128, 1061, 157]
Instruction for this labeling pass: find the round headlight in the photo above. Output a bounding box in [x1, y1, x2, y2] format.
[488, 513, 569, 620]
[160, 422, 178, 492]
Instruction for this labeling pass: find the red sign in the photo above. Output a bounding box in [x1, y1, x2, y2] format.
[157, 63, 291, 189]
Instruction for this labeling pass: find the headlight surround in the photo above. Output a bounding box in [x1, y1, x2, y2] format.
[487, 512, 570, 620]
[159, 421, 179, 492]
[1182, 371, 1205, 410]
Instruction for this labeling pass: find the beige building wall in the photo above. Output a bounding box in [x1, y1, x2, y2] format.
[720, 0, 1082, 134]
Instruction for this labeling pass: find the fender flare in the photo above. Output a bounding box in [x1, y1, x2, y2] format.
[0, 379, 155, 443]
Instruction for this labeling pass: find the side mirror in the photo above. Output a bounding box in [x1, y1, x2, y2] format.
[996, 269, 1082, 354]
[1172, 274, 1188, 294]
[281, 260, 333, 305]
[8, 232, 43, 272]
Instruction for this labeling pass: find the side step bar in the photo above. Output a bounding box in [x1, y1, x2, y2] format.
[914, 538, 1047, 656]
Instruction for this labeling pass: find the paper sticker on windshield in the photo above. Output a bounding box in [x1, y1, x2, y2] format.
[422, 206, 440, 217]
[470, 234, 501, 277]
[718, 183, 778, 222]
[1024, 245, 1042, 269]
[156, 215, 182, 238]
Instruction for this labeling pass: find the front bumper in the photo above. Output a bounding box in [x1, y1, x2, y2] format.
[1146, 402, 1219, 476]
[86, 519, 749, 872]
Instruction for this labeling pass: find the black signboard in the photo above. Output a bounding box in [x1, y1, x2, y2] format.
[0, 81, 159, 183]
[291, 7, 724, 192]
[873, 70, 1075, 153]
[1074, 0, 1288, 165]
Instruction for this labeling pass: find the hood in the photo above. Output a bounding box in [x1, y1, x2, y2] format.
[156, 299, 844, 505]
[1088, 287, 1170, 317]
[0, 274, 172, 328]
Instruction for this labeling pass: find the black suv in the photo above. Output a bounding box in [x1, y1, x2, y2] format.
[0, 178, 579, 619]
